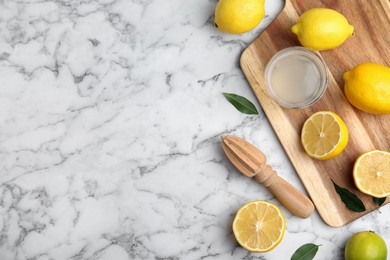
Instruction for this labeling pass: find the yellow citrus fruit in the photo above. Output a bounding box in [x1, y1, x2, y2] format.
[343, 63, 390, 114]
[214, 0, 265, 34]
[353, 150, 390, 198]
[291, 8, 354, 51]
[301, 111, 349, 160]
[232, 200, 286, 252]
[345, 231, 388, 260]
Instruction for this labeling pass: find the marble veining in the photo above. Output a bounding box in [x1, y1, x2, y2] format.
[0, 0, 389, 259]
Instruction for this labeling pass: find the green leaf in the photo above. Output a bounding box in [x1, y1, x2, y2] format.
[291, 243, 320, 260]
[374, 197, 386, 206]
[332, 180, 366, 212]
[222, 93, 258, 115]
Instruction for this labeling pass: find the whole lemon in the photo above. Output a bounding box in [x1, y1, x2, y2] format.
[344, 63, 390, 114]
[345, 231, 387, 260]
[291, 8, 354, 50]
[214, 0, 265, 34]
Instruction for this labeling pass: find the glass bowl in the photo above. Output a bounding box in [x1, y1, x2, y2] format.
[264, 46, 329, 109]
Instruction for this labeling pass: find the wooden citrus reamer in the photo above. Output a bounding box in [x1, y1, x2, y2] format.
[222, 135, 314, 218]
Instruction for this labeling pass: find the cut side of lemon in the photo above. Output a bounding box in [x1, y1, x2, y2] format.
[232, 200, 286, 252]
[353, 150, 390, 198]
[301, 111, 349, 160]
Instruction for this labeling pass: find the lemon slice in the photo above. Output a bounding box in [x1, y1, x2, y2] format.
[232, 200, 286, 252]
[301, 111, 349, 160]
[353, 150, 390, 198]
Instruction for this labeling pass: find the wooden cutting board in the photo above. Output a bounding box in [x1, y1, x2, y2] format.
[240, 0, 390, 227]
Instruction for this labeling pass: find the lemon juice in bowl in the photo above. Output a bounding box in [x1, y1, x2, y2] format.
[264, 47, 328, 108]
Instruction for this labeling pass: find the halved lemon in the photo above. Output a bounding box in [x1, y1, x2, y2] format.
[232, 200, 286, 252]
[301, 111, 349, 160]
[353, 150, 390, 198]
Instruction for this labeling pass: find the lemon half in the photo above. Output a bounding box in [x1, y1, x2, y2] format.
[353, 150, 390, 198]
[301, 111, 349, 160]
[232, 200, 286, 252]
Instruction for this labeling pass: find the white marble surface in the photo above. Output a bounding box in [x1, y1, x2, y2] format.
[0, 0, 389, 259]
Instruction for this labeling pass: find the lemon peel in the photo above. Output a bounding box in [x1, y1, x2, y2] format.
[214, 0, 265, 34]
[292, 8, 354, 50]
[344, 63, 390, 114]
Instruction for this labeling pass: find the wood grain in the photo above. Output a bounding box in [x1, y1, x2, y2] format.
[240, 0, 390, 227]
[222, 135, 315, 218]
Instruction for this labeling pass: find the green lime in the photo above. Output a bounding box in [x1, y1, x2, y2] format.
[345, 231, 387, 260]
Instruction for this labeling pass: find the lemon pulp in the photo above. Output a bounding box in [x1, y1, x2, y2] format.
[353, 150, 390, 198]
[232, 200, 286, 252]
[301, 111, 349, 160]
